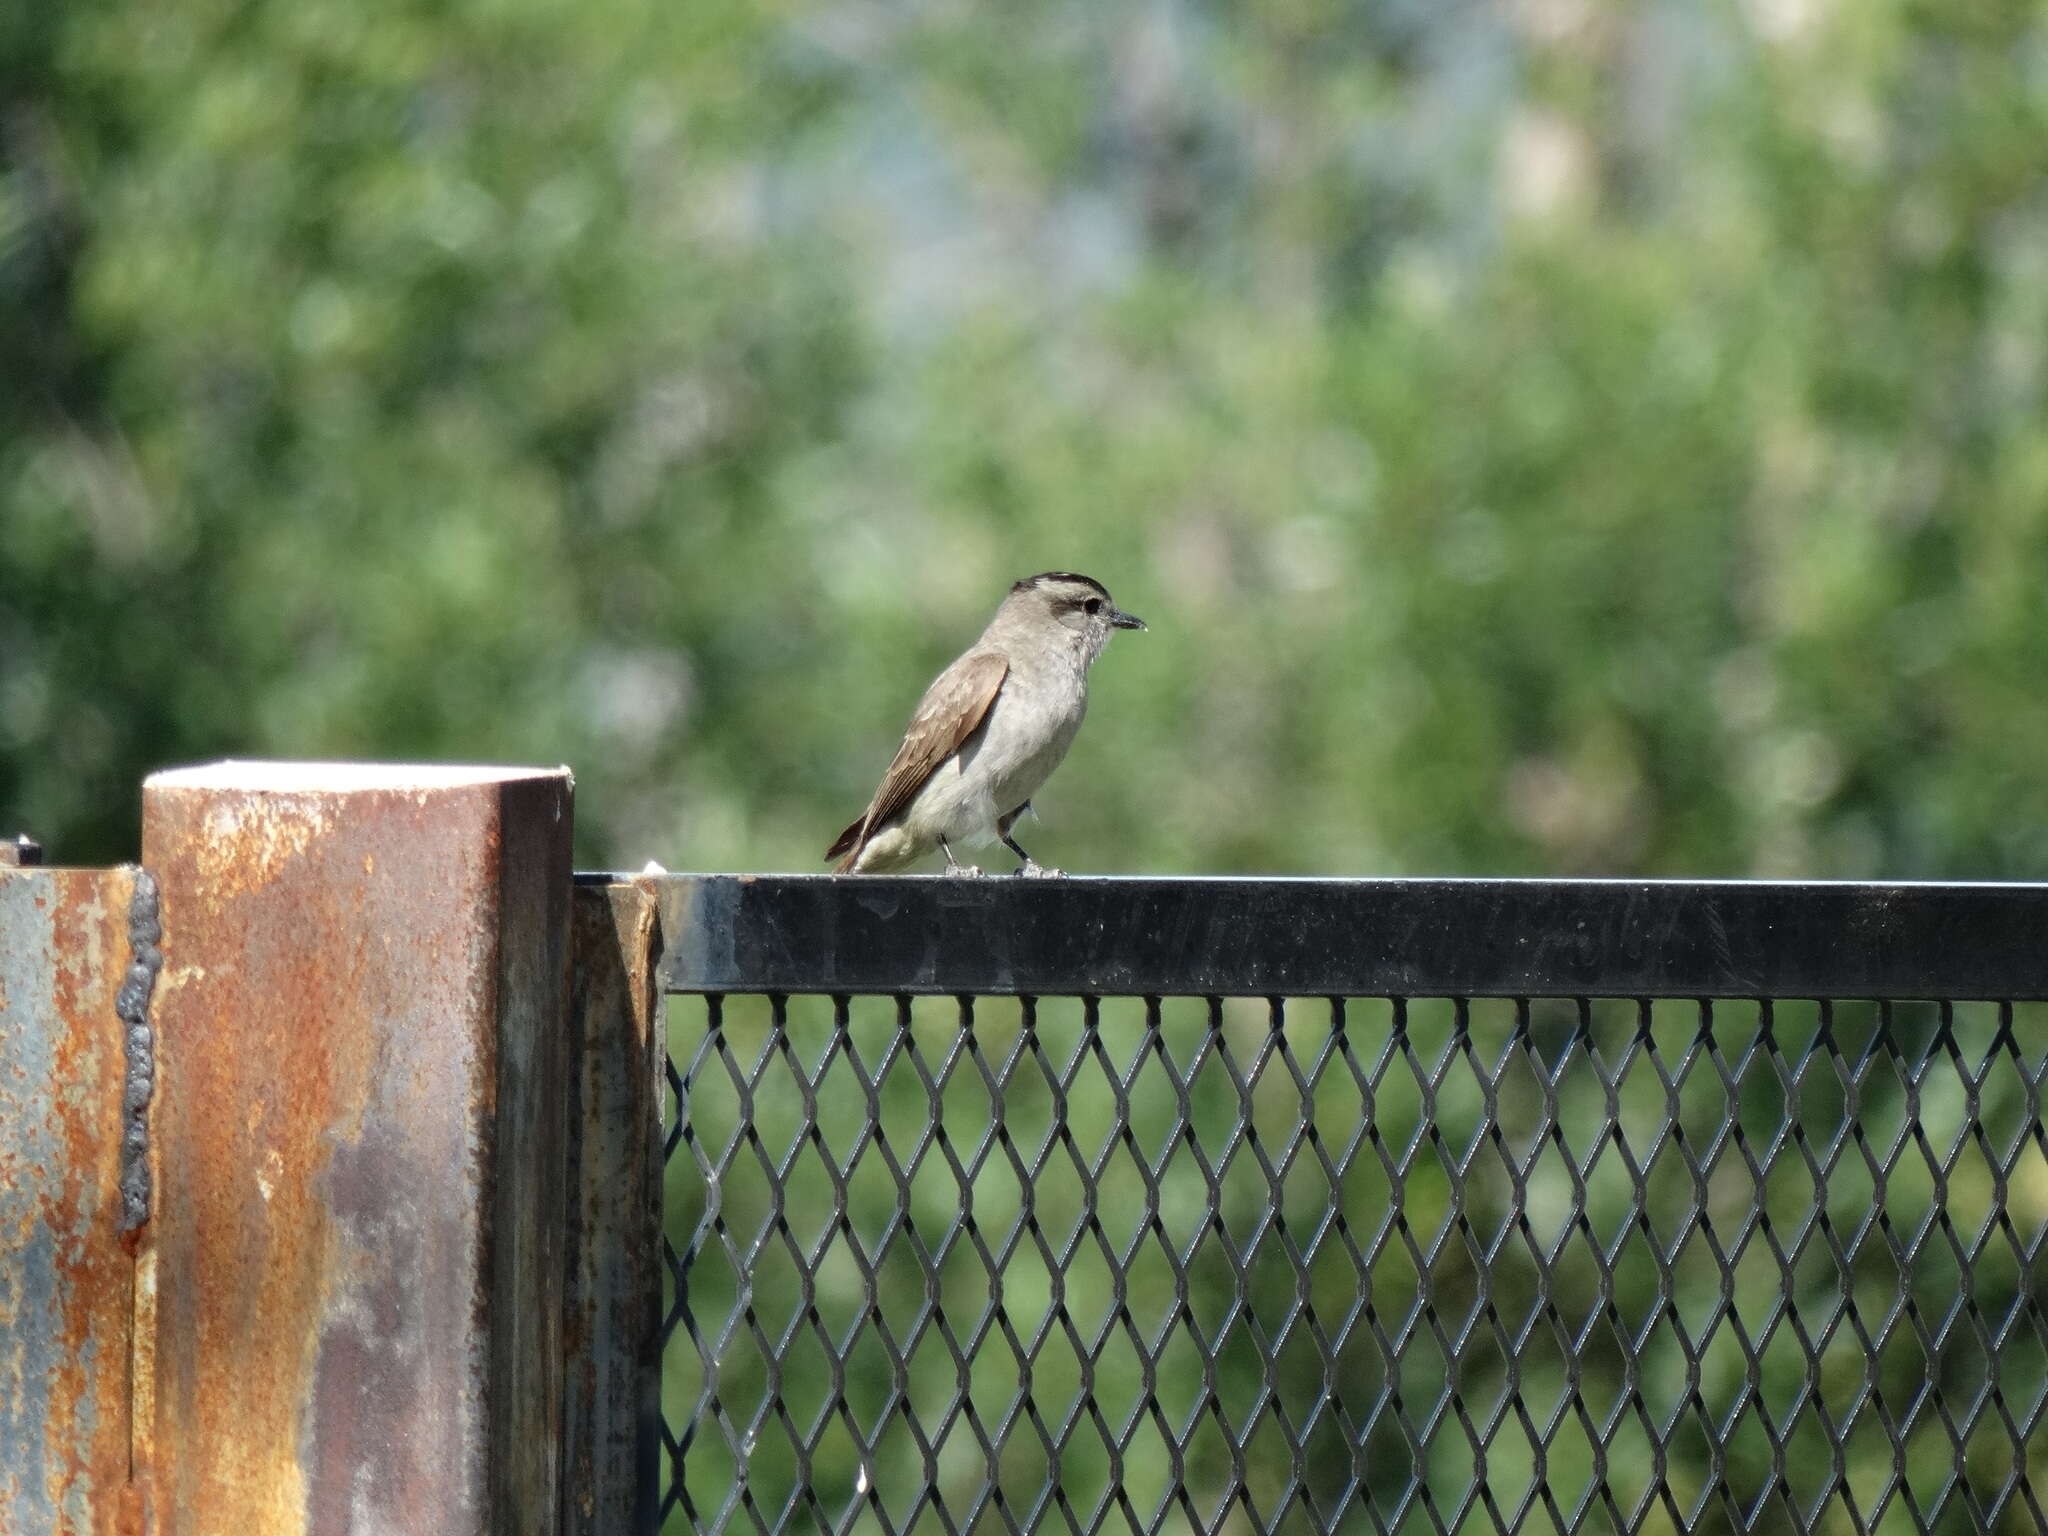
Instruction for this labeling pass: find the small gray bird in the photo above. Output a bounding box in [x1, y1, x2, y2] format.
[826, 572, 1145, 876]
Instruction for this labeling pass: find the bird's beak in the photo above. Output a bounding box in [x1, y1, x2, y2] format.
[1110, 607, 1146, 631]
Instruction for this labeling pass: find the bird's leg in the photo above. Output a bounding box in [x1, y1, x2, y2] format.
[938, 837, 984, 878]
[998, 803, 1063, 878]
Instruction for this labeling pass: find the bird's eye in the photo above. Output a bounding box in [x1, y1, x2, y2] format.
[1084, 598, 1102, 615]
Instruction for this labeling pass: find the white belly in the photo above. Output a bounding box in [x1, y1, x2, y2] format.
[851, 664, 1087, 872]
[911, 678, 1085, 846]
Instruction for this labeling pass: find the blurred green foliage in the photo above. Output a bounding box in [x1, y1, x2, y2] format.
[5, 0, 2048, 877]
[7, 1, 2048, 1527]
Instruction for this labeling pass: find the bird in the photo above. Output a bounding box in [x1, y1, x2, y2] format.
[826, 572, 1145, 876]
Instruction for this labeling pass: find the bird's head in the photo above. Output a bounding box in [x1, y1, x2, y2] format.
[1003, 572, 1145, 661]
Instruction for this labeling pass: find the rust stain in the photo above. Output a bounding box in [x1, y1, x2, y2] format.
[560, 879, 662, 1534]
[190, 795, 331, 897]
[0, 865, 136, 1535]
[47, 869, 135, 1535]
[126, 1241, 156, 1532]
[140, 765, 572, 1535]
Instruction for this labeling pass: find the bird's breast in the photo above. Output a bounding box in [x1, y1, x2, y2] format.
[973, 672, 1085, 805]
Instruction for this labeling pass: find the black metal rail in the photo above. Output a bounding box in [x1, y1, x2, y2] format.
[651, 876, 2048, 998]
[645, 877, 2048, 1535]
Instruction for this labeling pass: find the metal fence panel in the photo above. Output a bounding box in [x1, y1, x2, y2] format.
[650, 878, 2048, 1535]
[0, 864, 149, 1536]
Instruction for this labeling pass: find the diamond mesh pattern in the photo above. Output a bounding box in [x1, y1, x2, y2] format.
[659, 994, 2048, 1534]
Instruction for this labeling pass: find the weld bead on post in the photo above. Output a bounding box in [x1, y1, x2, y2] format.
[117, 868, 162, 1231]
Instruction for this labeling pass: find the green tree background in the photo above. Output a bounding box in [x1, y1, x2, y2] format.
[7, 0, 2046, 879]
[7, 2, 2048, 1531]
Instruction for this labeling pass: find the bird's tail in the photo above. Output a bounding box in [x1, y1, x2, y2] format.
[825, 816, 867, 872]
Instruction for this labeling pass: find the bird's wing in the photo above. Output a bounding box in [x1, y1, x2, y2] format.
[826, 650, 1010, 865]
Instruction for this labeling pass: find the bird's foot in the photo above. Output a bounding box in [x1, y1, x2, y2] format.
[1014, 859, 1066, 879]
[942, 860, 987, 878]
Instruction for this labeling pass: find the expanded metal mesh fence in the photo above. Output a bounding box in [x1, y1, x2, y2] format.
[658, 989, 2048, 1535]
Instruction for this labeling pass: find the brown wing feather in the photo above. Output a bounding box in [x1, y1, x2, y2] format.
[826, 650, 1010, 869]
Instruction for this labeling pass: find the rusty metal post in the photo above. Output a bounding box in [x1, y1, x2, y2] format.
[561, 879, 664, 1533]
[139, 762, 574, 1535]
[2, 834, 45, 865]
[0, 862, 152, 1536]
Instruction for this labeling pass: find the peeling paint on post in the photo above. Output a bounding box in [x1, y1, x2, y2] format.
[561, 879, 664, 1533]
[0, 864, 141, 1536]
[140, 762, 574, 1535]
